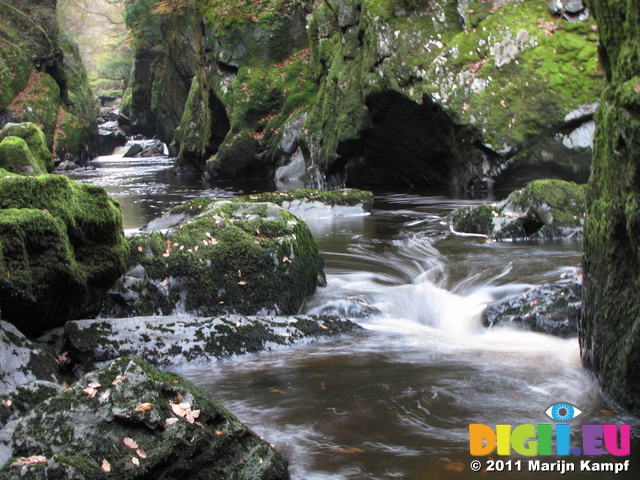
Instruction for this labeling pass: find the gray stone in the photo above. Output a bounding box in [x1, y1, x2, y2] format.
[65, 315, 363, 367]
[0, 321, 58, 395]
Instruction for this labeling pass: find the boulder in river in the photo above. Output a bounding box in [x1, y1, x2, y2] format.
[0, 357, 289, 479]
[482, 269, 582, 338]
[449, 179, 586, 240]
[0, 174, 129, 336]
[99, 200, 324, 318]
[65, 314, 363, 368]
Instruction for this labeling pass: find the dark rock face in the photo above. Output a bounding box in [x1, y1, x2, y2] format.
[0, 174, 128, 336]
[483, 270, 582, 337]
[122, 0, 601, 191]
[580, 0, 640, 415]
[0, 357, 289, 479]
[66, 315, 363, 368]
[0, 321, 58, 395]
[449, 179, 586, 240]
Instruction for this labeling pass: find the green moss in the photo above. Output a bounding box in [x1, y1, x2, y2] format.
[0, 136, 45, 175]
[0, 122, 53, 173]
[451, 203, 494, 235]
[237, 188, 375, 211]
[509, 179, 586, 225]
[0, 175, 128, 335]
[127, 201, 322, 317]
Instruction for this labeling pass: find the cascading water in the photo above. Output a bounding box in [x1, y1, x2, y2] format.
[65, 158, 639, 480]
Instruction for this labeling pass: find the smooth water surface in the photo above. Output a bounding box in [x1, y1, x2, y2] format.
[70, 156, 640, 479]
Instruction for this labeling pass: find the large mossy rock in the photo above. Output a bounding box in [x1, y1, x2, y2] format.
[0, 174, 128, 335]
[0, 321, 58, 395]
[0, 137, 45, 175]
[0, 357, 289, 479]
[123, 0, 601, 190]
[580, 0, 640, 415]
[450, 179, 586, 240]
[99, 201, 324, 318]
[0, 123, 53, 173]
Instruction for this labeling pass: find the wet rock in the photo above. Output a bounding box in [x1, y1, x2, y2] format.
[123, 143, 143, 158]
[450, 179, 586, 240]
[483, 269, 582, 338]
[0, 321, 58, 395]
[123, 139, 165, 158]
[0, 175, 128, 336]
[548, 0, 590, 23]
[97, 120, 127, 156]
[55, 159, 80, 171]
[66, 315, 362, 367]
[99, 200, 324, 318]
[0, 357, 289, 479]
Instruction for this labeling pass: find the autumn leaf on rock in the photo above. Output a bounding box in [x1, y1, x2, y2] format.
[135, 403, 152, 412]
[171, 403, 186, 417]
[237, 280, 247, 286]
[112, 375, 126, 386]
[136, 450, 147, 459]
[123, 437, 139, 450]
[132, 457, 140, 466]
[17, 456, 47, 465]
[166, 417, 179, 426]
[101, 459, 111, 473]
[185, 409, 200, 424]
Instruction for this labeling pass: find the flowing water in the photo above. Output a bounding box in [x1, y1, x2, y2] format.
[67, 155, 640, 479]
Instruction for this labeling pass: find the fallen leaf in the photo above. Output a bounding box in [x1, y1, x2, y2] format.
[137, 246, 143, 252]
[320, 383, 326, 390]
[123, 437, 139, 450]
[237, 280, 247, 286]
[195, 421, 204, 428]
[83, 386, 98, 398]
[88, 382, 101, 389]
[320, 325, 329, 330]
[101, 459, 111, 472]
[268, 387, 286, 394]
[166, 418, 179, 426]
[215, 430, 223, 435]
[178, 402, 191, 410]
[132, 457, 140, 466]
[601, 409, 614, 416]
[327, 445, 365, 454]
[112, 375, 126, 386]
[186, 409, 201, 424]
[17, 456, 47, 465]
[176, 392, 183, 402]
[161, 278, 169, 287]
[136, 450, 147, 459]
[171, 403, 186, 417]
[135, 403, 152, 412]
[57, 351, 69, 363]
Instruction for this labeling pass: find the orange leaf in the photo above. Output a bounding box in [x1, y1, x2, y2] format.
[132, 457, 140, 466]
[101, 459, 111, 472]
[112, 375, 126, 386]
[135, 403, 152, 412]
[17, 456, 47, 465]
[237, 280, 247, 286]
[123, 437, 139, 450]
[136, 450, 147, 459]
[268, 387, 286, 394]
[171, 403, 186, 417]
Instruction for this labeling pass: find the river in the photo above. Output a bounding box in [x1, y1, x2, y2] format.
[66, 154, 640, 479]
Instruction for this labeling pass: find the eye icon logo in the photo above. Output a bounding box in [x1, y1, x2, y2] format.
[545, 402, 582, 422]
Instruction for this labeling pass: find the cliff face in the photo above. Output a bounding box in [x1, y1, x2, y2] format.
[580, 0, 640, 415]
[0, 0, 96, 162]
[123, 0, 602, 191]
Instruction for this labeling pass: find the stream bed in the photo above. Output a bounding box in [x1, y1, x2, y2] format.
[67, 155, 640, 479]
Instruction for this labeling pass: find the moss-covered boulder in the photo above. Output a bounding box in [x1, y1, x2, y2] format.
[0, 136, 45, 175]
[580, 0, 640, 416]
[0, 123, 53, 173]
[450, 179, 586, 240]
[0, 174, 128, 335]
[0, 321, 58, 395]
[99, 200, 323, 318]
[0, 357, 289, 479]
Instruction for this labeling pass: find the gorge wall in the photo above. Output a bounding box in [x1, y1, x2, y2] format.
[580, 0, 640, 416]
[0, 0, 96, 162]
[121, 0, 603, 191]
